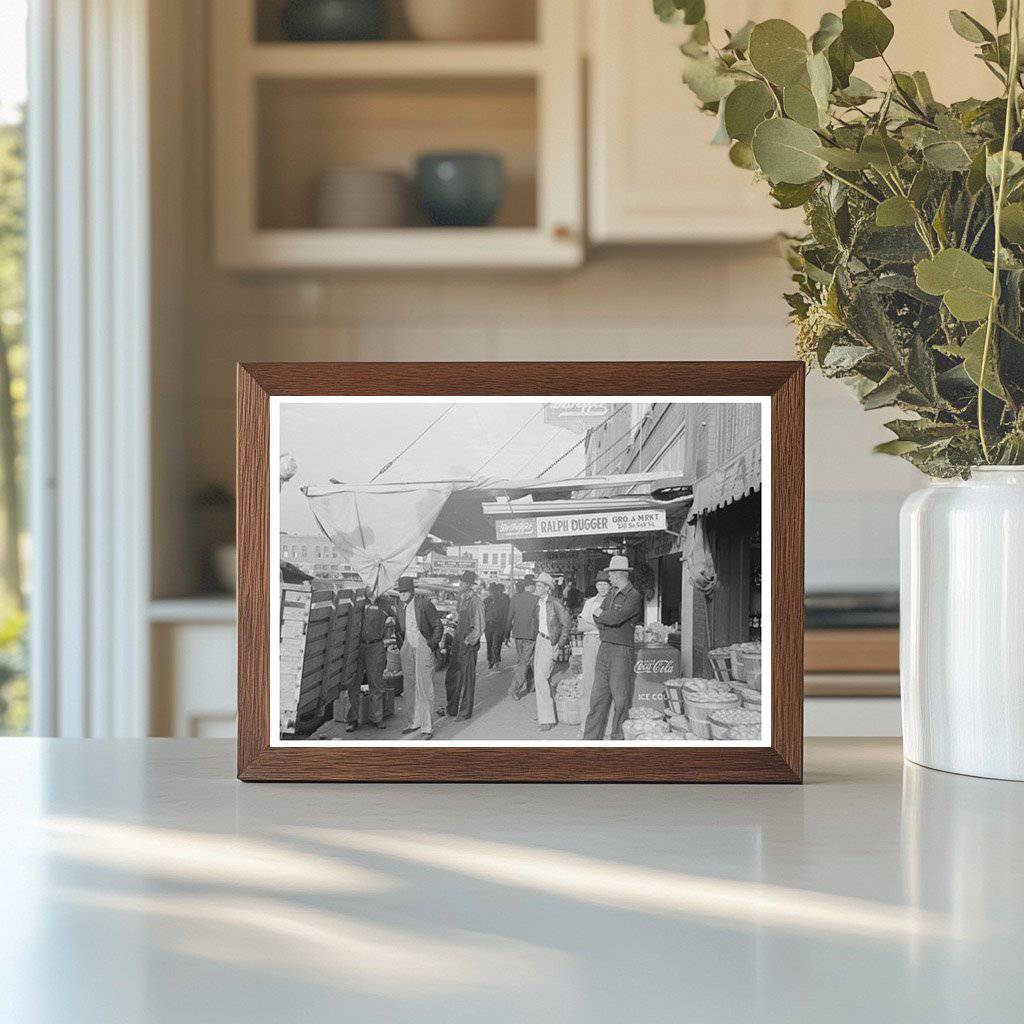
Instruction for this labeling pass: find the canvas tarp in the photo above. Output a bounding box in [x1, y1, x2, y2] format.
[305, 481, 456, 596]
[303, 471, 688, 595]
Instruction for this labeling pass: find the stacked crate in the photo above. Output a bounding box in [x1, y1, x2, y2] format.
[332, 591, 365, 722]
[279, 582, 334, 735]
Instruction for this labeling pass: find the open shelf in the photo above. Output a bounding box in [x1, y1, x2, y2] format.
[257, 76, 538, 232]
[213, 0, 581, 268]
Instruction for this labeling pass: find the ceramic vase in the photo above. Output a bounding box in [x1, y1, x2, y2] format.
[900, 467, 1024, 781]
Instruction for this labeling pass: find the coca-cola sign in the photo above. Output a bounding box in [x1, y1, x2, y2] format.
[634, 658, 675, 674]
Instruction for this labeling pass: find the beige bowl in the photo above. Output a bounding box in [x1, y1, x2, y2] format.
[404, 0, 534, 41]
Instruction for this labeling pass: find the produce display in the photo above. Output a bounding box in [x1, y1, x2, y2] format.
[622, 718, 671, 740]
[628, 706, 665, 721]
[726, 724, 762, 741]
[709, 707, 762, 726]
[682, 680, 738, 702]
[668, 714, 690, 733]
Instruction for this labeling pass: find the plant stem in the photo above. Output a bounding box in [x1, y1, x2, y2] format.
[821, 167, 879, 203]
[979, 0, 1021, 463]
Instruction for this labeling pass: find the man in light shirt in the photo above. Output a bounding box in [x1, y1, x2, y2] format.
[393, 576, 442, 740]
[532, 572, 570, 733]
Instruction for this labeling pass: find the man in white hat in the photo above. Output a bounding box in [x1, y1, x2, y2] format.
[531, 572, 570, 732]
[583, 554, 644, 740]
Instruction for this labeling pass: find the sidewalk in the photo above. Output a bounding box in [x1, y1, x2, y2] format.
[311, 644, 582, 742]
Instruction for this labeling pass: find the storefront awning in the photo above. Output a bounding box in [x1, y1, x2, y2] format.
[688, 440, 761, 521]
[302, 471, 691, 594]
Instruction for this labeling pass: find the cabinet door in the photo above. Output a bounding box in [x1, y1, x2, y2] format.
[588, 1, 815, 243]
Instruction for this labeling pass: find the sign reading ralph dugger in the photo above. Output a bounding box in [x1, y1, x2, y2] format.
[495, 508, 667, 541]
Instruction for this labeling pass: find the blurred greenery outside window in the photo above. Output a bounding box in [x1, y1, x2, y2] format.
[0, 1, 28, 734]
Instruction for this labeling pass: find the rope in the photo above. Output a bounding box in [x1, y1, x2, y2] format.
[369, 404, 455, 482]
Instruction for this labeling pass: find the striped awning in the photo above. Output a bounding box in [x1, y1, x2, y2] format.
[688, 440, 761, 521]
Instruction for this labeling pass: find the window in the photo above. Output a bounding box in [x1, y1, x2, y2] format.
[0, 2, 27, 735]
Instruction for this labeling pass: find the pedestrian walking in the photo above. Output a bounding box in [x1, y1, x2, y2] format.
[452, 570, 486, 720]
[532, 572, 570, 732]
[484, 582, 511, 669]
[393, 576, 443, 740]
[576, 571, 610, 738]
[583, 555, 644, 741]
[505, 575, 539, 700]
[345, 590, 388, 732]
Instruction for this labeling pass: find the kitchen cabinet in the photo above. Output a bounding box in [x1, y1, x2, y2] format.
[211, 0, 583, 269]
[587, 0, 999, 244]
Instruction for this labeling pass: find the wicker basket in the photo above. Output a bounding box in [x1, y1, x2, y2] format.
[739, 648, 762, 690]
[708, 707, 762, 740]
[707, 647, 734, 682]
[731, 684, 762, 711]
[683, 692, 740, 739]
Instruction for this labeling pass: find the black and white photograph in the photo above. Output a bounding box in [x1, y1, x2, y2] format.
[272, 396, 769, 746]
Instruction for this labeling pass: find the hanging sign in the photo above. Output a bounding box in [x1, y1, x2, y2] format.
[543, 402, 613, 434]
[495, 508, 666, 540]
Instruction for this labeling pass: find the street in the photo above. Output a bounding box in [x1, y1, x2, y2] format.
[312, 643, 584, 742]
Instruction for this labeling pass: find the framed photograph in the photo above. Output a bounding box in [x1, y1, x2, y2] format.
[237, 362, 804, 782]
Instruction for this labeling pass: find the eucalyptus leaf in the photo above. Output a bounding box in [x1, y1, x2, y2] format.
[783, 83, 822, 129]
[967, 143, 993, 193]
[748, 19, 810, 87]
[860, 133, 905, 173]
[875, 196, 918, 228]
[915, 249, 994, 321]
[912, 71, 935, 105]
[862, 374, 902, 410]
[770, 179, 821, 209]
[752, 117, 827, 184]
[874, 439, 921, 455]
[807, 51, 833, 111]
[923, 141, 973, 171]
[810, 12, 843, 54]
[999, 202, 1024, 243]
[729, 140, 758, 170]
[958, 324, 1007, 398]
[948, 10, 993, 44]
[724, 20, 755, 53]
[682, 55, 737, 103]
[842, 1, 895, 60]
[827, 35, 855, 89]
[986, 150, 1024, 190]
[993, 1, 1008, 24]
[815, 146, 872, 171]
[836, 76, 878, 105]
[653, 0, 705, 26]
[723, 81, 775, 144]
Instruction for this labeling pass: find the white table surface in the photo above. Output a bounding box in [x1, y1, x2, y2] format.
[2, 738, 1022, 1023]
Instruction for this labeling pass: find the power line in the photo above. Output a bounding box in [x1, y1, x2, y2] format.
[369, 404, 455, 482]
[471, 406, 545, 477]
[537, 405, 625, 478]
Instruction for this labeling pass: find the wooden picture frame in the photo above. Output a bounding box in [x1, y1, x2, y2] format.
[237, 362, 804, 782]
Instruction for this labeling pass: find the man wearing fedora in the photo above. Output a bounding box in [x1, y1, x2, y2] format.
[583, 554, 644, 741]
[505, 574, 539, 700]
[393, 575, 443, 739]
[532, 572, 571, 732]
[450, 569, 486, 720]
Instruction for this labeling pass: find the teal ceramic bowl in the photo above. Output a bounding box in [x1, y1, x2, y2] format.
[280, 0, 388, 42]
[415, 152, 505, 228]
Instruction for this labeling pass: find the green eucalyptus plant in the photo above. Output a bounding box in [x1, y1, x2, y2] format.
[659, 0, 1024, 475]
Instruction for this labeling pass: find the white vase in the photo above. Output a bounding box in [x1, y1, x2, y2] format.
[900, 467, 1024, 781]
